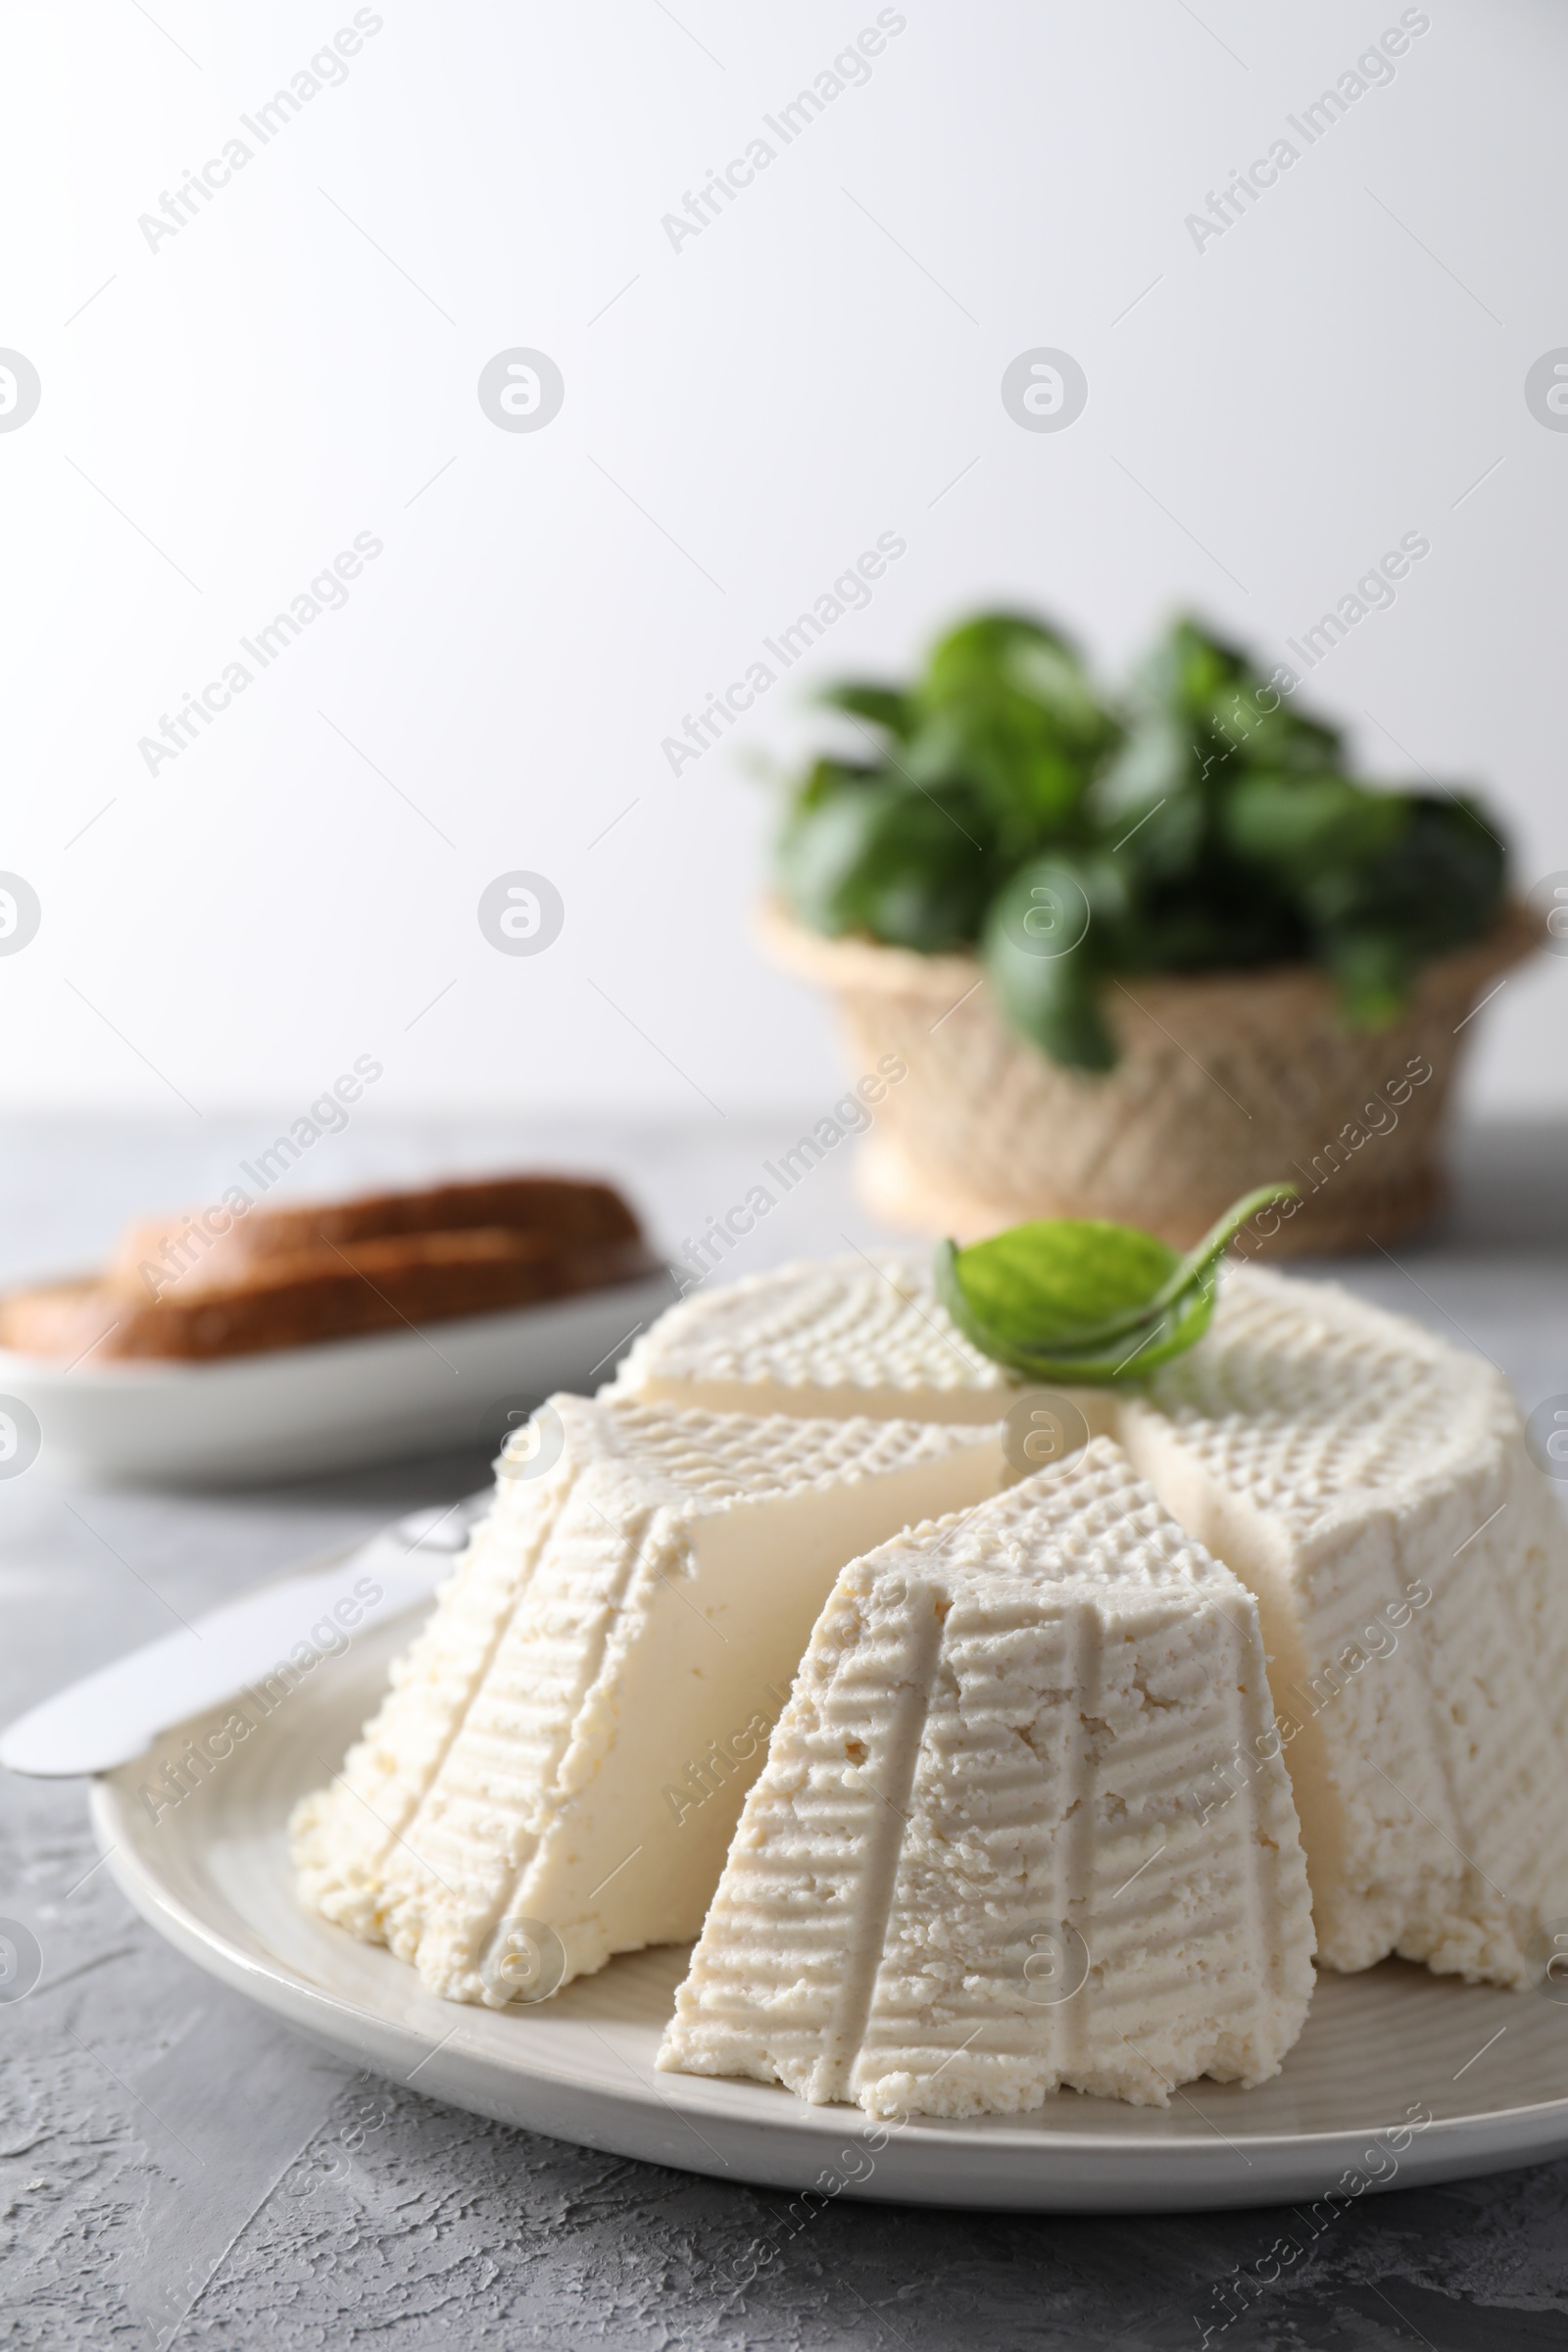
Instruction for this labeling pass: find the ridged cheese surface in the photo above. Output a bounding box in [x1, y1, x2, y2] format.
[607, 1254, 1031, 1423]
[1120, 1264, 1568, 1984]
[659, 1440, 1315, 2116]
[290, 1394, 1004, 2001]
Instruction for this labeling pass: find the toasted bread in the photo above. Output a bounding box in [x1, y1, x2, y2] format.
[109, 1175, 642, 1302]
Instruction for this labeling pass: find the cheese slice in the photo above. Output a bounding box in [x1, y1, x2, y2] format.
[1120, 1264, 1568, 1985]
[659, 1439, 1314, 2115]
[609, 1253, 1051, 1425]
[291, 1395, 1004, 2001]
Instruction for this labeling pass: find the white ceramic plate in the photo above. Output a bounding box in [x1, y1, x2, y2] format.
[93, 1608, 1568, 2212]
[2, 1272, 674, 1485]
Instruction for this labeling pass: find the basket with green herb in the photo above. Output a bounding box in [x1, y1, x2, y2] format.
[763, 612, 1532, 1251]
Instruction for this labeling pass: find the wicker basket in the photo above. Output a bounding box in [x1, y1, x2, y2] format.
[760, 897, 1538, 1255]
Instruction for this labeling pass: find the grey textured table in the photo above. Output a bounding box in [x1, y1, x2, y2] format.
[4, 1116, 1568, 2351]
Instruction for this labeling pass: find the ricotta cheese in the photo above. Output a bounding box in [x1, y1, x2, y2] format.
[659, 1439, 1314, 2115]
[1120, 1265, 1568, 1985]
[291, 1395, 1004, 2001]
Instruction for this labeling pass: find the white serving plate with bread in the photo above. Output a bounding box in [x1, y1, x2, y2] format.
[0, 1171, 673, 1484]
[0, 1274, 673, 1485]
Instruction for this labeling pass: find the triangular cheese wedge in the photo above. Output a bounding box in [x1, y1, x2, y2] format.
[292, 1396, 1004, 2000]
[1121, 1264, 1568, 1984]
[660, 1440, 1314, 2115]
[610, 1253, 1091, 1427]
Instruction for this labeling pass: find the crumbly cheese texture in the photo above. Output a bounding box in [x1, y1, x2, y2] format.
[609, 1254, 1056, 1426]
[290, 1396, 1004, 2003]
[659, 1440, 1315, 2117]
[1120, 1264, 1568, 1986]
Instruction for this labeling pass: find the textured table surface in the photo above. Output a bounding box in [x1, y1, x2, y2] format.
[4, 1114, 1568, 2352]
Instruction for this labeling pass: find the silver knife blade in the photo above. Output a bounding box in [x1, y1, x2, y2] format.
[0, 1492, 490, 1778]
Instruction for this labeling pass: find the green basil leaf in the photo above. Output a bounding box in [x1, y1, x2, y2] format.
[933, 1184, 1296, 1385]
[920, 613, 1109, 753]
[1319, 927, 1412, 1029]
[817, 682, 915, 739]
[910, 613, 1117, 854]
[792, 756, 880, 811]
[941, 1219, 1176, 1355]
[980, 853, 1127, 1071]
[981, 927, 1115, 1070]
[1086, 714, 1206, 881]
[778, 778, 993, 950]
[936, 1263, 1218, 1383]
[1223, 775, 1409, 879]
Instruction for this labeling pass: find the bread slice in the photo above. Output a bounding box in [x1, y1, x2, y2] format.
[0, 1173, 657, 1363]
[108, 1174, 644, 1300]
[0, 1230, 654, 1363]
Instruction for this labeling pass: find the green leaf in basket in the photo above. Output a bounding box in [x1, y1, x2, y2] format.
[932, 1184, 1298, 1385]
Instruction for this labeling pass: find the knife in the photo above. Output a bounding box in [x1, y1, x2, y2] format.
[0, 1492, 490, 1779]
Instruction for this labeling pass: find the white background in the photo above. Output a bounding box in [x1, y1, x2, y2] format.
[2, 0, 1564, 1130]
